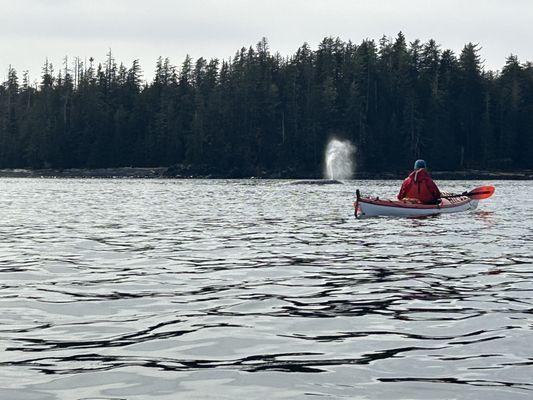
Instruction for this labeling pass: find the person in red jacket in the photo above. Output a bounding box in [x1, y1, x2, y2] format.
[398, 160, 441, 204]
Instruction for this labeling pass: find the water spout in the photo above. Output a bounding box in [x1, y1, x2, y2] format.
[324, 138, 355, 180]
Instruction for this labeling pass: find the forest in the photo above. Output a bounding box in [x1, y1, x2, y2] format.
[0, 33, 532, 177]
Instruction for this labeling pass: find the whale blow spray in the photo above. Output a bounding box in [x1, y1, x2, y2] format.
[324, 138, 356, 180]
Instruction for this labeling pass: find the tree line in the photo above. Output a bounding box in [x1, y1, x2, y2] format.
[1, 34, 532, 176]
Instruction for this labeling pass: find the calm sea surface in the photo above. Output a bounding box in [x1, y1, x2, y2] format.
[0, 178, 532, 400]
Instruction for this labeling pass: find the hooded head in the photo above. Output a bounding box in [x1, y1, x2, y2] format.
[414, 159, 427, 170]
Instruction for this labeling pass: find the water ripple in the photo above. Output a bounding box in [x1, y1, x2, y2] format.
[0, 179, 532, 399]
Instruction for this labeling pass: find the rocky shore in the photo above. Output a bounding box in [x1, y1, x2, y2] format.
[0, 166, 532, 180]
[0, 167, 168, 179]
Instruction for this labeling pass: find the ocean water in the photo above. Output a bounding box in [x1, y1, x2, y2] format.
[0, 178, 532, 399]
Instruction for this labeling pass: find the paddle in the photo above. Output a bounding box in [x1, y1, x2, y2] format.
[443, 185, 495, 200]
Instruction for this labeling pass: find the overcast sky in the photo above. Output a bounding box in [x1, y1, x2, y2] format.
[1, 0, 532, 82]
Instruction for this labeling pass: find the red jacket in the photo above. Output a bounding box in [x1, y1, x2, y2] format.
[398, 168, 441, 204]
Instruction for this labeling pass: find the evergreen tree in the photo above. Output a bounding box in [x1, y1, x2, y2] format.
[0, 35, 531, 175]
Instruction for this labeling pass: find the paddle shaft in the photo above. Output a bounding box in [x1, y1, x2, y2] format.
[442, 191, 490, 198]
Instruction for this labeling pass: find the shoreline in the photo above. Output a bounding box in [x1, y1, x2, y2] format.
[0, 167, 532, 180]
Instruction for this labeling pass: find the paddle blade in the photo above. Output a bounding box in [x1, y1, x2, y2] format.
[468, 185, 495, 200]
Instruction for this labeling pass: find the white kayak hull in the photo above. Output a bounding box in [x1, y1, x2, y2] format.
[355, 196, 478, 218]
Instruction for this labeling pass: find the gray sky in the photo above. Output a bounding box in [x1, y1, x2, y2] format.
[1, 0, 532, 83]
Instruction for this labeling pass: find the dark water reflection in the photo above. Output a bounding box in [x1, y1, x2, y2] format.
[0, 179, 532, 399]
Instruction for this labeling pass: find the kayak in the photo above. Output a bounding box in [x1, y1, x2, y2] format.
[354, 190, 478, 218]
